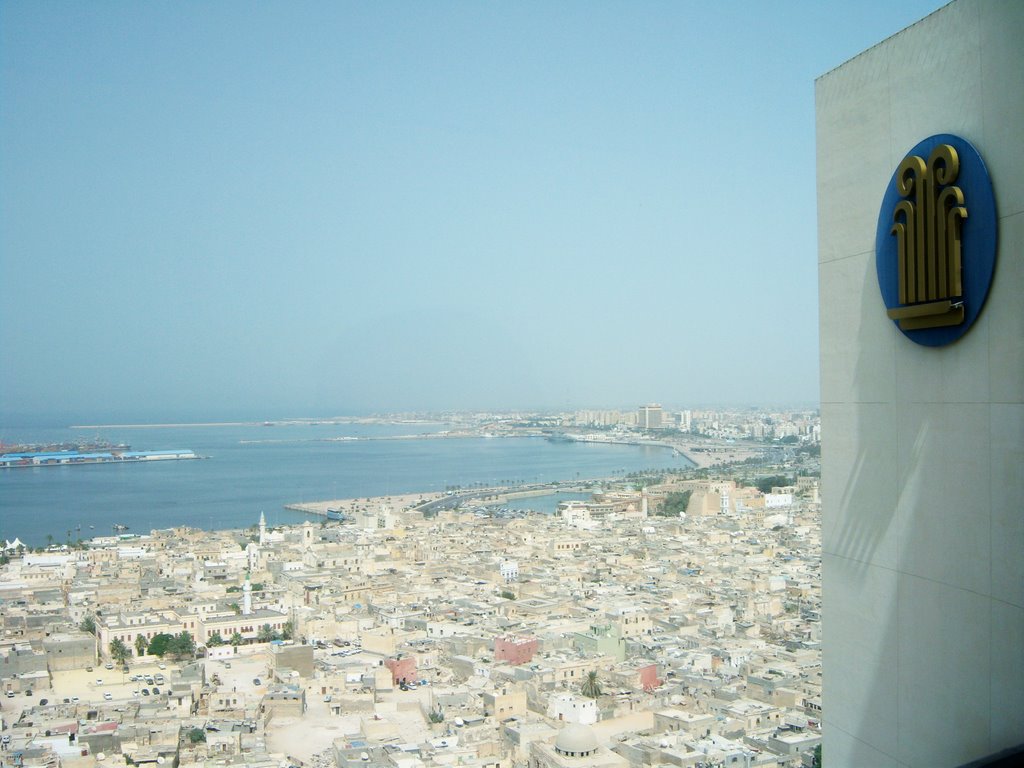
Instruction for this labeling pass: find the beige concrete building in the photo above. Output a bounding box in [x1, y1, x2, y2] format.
[816, 1, 1024, 765]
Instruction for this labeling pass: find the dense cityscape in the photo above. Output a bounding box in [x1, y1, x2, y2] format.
[1, 406, 823, 768]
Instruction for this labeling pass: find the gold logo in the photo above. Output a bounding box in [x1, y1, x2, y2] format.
[887, 144, 968, 329]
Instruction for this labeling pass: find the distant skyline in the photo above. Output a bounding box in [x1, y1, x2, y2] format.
[1, 1, 947, 423]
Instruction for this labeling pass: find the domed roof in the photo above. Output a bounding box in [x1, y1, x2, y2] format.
[555, 723, 599, 755]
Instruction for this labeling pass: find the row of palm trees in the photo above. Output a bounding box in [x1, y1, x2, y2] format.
[108, 631, 196, 664]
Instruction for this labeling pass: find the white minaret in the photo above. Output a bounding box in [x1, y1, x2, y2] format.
[246, 541, 259, 572]
[641, 489, 649, 518]
[242, 573, 253, 616]
[258, 511, 267, 546]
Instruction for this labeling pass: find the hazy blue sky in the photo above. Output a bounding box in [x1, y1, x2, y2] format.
[1, 1, 946, 423]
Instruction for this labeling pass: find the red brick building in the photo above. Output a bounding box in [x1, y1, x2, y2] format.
[384, 656, 417, 685]
[494, 635, 538, 666]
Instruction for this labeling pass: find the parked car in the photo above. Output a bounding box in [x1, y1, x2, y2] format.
[103, 692, 112, 701]
[141, 688, 150, 696]
[252, 678, 262, 686]
[152, 687, 160, 694]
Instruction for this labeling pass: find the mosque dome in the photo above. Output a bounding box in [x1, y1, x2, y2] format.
[554, 723, 599, 756]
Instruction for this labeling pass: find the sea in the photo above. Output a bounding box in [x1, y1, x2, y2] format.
[0, 421, 693, 548]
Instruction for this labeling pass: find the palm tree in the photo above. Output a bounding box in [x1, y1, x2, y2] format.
[110, 638, 130, 666]
[135, 635, 148, 658]
[582, 670, 602, 699]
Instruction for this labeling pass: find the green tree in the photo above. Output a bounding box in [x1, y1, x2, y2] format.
[135, 635, 148, 657]
[658, 491, 692, 516]
[188, 727, 206, 743]
[80, 615, 97, 635]
[207, 632, 224, 647]
[756, 475, 792, 493]
[500, 590, 517, 600]
[812, 744, 822, 768]
[109, 638, 131, 666]
[258, 624, 279, 642]
[581, 670, 602, 699]
[281, 621, 294, 641]
[230, 632, 244, 647]
[167, 631, 195, 659]
[147, 633, 174, 658]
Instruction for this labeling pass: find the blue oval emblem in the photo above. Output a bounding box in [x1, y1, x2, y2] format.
[876, 134, 997, 346]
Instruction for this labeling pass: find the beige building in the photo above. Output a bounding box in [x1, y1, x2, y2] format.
[637, 404, 663, 430]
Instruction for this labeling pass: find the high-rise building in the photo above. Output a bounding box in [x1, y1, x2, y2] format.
[816, 2, 1023, 766]
[637, 404, 663, 430]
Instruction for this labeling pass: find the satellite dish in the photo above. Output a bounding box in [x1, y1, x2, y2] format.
[158, 757, 166, 764]
[360, 753, 369, 761]
[454, 717, 465, 726]
[97, 754, 106, 761]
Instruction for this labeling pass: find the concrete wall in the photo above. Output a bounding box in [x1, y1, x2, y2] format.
[816, 1, 1024, 766]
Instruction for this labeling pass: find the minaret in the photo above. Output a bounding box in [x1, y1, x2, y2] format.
[258, 511, 267, 546]
[242, 573, 252, 616]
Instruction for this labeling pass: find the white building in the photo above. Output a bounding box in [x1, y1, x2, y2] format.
[500, 560, 519, 583]
[547, 693, 598, 725]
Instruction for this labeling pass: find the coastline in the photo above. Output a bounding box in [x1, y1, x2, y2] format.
[284, 491, 444, 517]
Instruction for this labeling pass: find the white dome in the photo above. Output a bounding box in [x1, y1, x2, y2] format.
[555, 723, 599, 755]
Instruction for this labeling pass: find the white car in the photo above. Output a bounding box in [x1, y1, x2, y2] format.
[103, 692, 113, 700]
